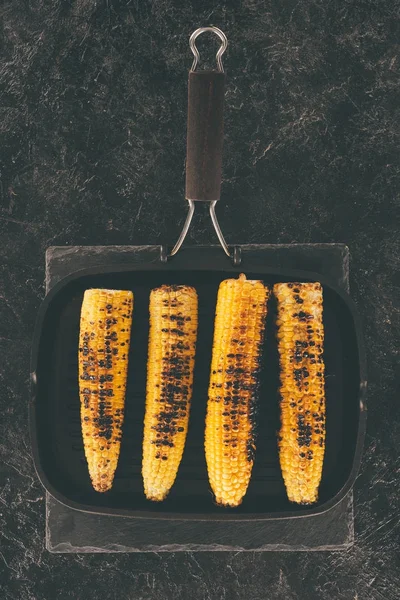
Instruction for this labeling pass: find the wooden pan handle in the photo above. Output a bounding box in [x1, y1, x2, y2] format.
[185, 71, 225, 202]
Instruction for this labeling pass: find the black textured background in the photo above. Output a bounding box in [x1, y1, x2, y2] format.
[1, 1, 399, 599]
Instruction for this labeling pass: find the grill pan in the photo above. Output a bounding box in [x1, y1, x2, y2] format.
[30, 28, 367, 520]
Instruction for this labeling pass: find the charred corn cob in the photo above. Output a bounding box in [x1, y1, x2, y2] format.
[205, 273, 269, 507]
[79, 289, 133, 492]
[274, 282, 325, 504]
[142, 285, 198, 501]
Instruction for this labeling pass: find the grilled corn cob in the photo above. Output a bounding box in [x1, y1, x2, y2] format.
[205, 273, 269, 507]
[142, 285, 198, 501]
[79, 289, 133, 492]
[274, 282, 325, 504]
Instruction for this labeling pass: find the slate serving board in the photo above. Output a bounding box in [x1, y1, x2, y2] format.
[45, 243, 354, 552]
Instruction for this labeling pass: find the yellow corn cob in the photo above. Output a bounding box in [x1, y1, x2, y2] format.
[205, 273, 269, 507]
[274, 282, 325, 504]
[79, 289, 133, 492]
[142, 285, 198, 501]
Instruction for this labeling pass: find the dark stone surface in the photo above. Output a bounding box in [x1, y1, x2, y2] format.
[45, 243, 354, 552]
[46, 488, 354, 553]
[0, 1, 398, 598]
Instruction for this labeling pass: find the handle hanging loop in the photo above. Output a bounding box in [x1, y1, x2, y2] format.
[189, 26, 228, 72]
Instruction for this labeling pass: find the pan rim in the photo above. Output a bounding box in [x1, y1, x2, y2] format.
[30, 261, 367, 521]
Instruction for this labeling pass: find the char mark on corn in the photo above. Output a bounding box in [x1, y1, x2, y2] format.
[79, 288, 133, 492]
[274, 282, 325, 505]
[205, 273, 269, 508]
[142, 285, 198, 502]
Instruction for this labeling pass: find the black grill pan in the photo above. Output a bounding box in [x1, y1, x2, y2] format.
[30, 28, 366, 520]
[30, 248, 367, 520]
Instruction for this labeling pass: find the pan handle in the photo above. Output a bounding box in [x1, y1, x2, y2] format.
[169, 27, 239, 263]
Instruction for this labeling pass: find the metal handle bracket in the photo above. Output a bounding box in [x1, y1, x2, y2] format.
[168, 199, 241, 265]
